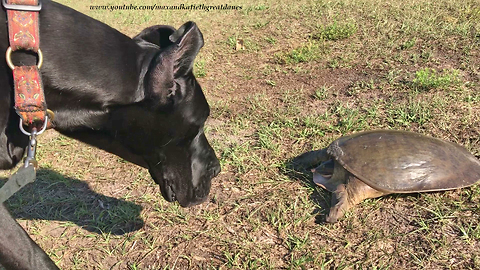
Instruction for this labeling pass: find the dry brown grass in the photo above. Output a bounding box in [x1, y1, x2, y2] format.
[1, 0, 479, 269]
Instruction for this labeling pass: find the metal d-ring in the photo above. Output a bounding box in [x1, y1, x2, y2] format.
[46, 109, 55, 121]
[2, 0, 42, 11]
[5, 47, 43, 70]
[19, 115, 48, 136]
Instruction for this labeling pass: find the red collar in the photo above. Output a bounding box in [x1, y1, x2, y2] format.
[4, 0, 52, 130]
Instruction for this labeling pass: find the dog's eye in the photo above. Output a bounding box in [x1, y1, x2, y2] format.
[166, 82, 179, 97]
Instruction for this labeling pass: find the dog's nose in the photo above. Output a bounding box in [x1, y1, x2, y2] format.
[213, 164, 221, 177]
[209, 159, 221, 178]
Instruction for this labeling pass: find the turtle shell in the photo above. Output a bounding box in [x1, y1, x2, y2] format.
[327, 130, 480, 193]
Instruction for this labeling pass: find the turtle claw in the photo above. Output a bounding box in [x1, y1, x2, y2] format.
[325, 184, 349, 223]
[326, 208, 340, 223]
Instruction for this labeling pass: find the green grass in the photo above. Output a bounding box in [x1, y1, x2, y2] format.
[412, 68, 461, 91]
[313, 85, 330, 100]
[0, 0, 478, 269]
[274, 41, 323, 64]
[194, 59, 207, 78]
[313, 21, 358, 41]
[386, 96, 434, 127]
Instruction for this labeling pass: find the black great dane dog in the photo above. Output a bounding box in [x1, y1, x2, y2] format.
[0, 1, 220, 269]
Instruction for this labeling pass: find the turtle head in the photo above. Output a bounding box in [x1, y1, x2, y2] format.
[311, 159, 335, 177]
[312, 159, 347, 193]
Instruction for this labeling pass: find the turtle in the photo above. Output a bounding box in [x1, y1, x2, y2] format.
[295, 130, 480, 223]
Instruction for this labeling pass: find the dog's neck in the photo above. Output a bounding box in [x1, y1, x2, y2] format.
[0, 0, 158, 168]
[45, 48, 158, 132]
[33, 1, 158, 132]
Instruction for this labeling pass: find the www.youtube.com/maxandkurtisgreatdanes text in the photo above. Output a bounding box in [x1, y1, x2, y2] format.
[90, 4, 243, 11]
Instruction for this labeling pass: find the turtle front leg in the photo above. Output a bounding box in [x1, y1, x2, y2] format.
[326, 183, 350, 223]
[326, 176, 387, 223]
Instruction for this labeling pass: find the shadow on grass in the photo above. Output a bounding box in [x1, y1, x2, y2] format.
[0, 169, 143, 235]
[284, 150, 332, 224]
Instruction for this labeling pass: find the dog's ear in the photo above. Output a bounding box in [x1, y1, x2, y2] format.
[133, 25, 176, 49]
[168, 21, 204, 77]
[145, 22, 203, 106]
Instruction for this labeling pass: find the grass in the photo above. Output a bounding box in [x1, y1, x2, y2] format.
[274, 40, 323, 64]
[313, 85, 330, 100]
[313, 21, 358, 41]
[0, 0, 478, 269]
[412, 68, 461, 91]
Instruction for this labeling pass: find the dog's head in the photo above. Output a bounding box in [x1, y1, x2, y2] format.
[124, 22, 221, 207]
[62, 22, 220, 207]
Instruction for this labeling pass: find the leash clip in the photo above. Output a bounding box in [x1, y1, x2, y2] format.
[19, 115, 49, 169]
[2, 0, 42, 11]
[23, 127, 38, 169]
